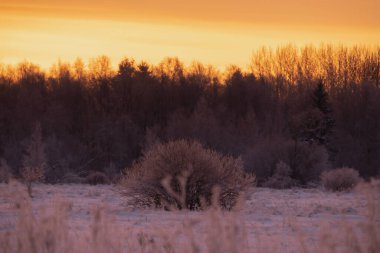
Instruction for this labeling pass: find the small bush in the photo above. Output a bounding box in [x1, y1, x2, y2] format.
[263, 161, 295, 189]
[86, 171, 110, 185]
[122, 139, 254, 210]
[321, 167, 361, 191]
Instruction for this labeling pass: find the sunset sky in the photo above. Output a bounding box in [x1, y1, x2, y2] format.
[1, 0, 379, 70]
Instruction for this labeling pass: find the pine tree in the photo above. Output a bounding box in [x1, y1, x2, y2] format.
[309, 81, 334, 145]
[313, 81, 331, 114]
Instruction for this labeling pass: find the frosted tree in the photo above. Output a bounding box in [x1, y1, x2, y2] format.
[21, 122, 47, 197]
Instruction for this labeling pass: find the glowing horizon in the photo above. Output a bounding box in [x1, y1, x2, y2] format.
[1, 0, 379, 70]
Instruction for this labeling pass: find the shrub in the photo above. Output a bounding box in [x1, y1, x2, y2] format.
[244, 138, 330, 185]
[321, 167, 361, 191]
[263, 161, 295, 189]
[243, 137, 288, 184]
[288, 142, 330, 184]
[122, 139, 254, 210]
[86, 171, 110, 185]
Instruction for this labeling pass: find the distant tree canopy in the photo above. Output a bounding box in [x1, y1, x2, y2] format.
[0, 45, 379, 184]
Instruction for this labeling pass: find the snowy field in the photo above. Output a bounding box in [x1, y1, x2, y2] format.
[0, 182, 379, 253]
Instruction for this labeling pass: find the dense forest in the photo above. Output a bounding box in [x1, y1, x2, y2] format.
[0, 45, 379, 185]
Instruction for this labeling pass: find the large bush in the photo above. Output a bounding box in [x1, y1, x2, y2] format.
[122, 139, 254, 210]
[321, 167, 361, 191]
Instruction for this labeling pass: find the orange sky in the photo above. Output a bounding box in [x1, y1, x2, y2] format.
[1, 0, 379, 70]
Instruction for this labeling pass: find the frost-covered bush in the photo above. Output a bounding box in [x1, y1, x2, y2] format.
[321, 167, 361, 191]
[122, 139, 254, 210]
[263, 161, 295, 189]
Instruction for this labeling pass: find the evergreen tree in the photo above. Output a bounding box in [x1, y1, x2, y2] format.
[313, 81, 331, 114]
[309, 81, 334, 145]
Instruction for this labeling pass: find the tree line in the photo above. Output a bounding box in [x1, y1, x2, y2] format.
[0, 44, 379, 185]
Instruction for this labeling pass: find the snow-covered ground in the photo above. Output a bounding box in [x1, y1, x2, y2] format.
[0, 182, 379, 253]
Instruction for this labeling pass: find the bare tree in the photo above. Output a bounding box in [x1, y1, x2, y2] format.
[20, 123, 47, 197]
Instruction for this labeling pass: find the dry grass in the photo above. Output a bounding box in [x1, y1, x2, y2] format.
[317, 180, 380, 253]
[0, 180, 378, 253]
[0, 181, 250, 253]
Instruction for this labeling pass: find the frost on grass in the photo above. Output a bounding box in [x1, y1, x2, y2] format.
[0, 181, 379, 253]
